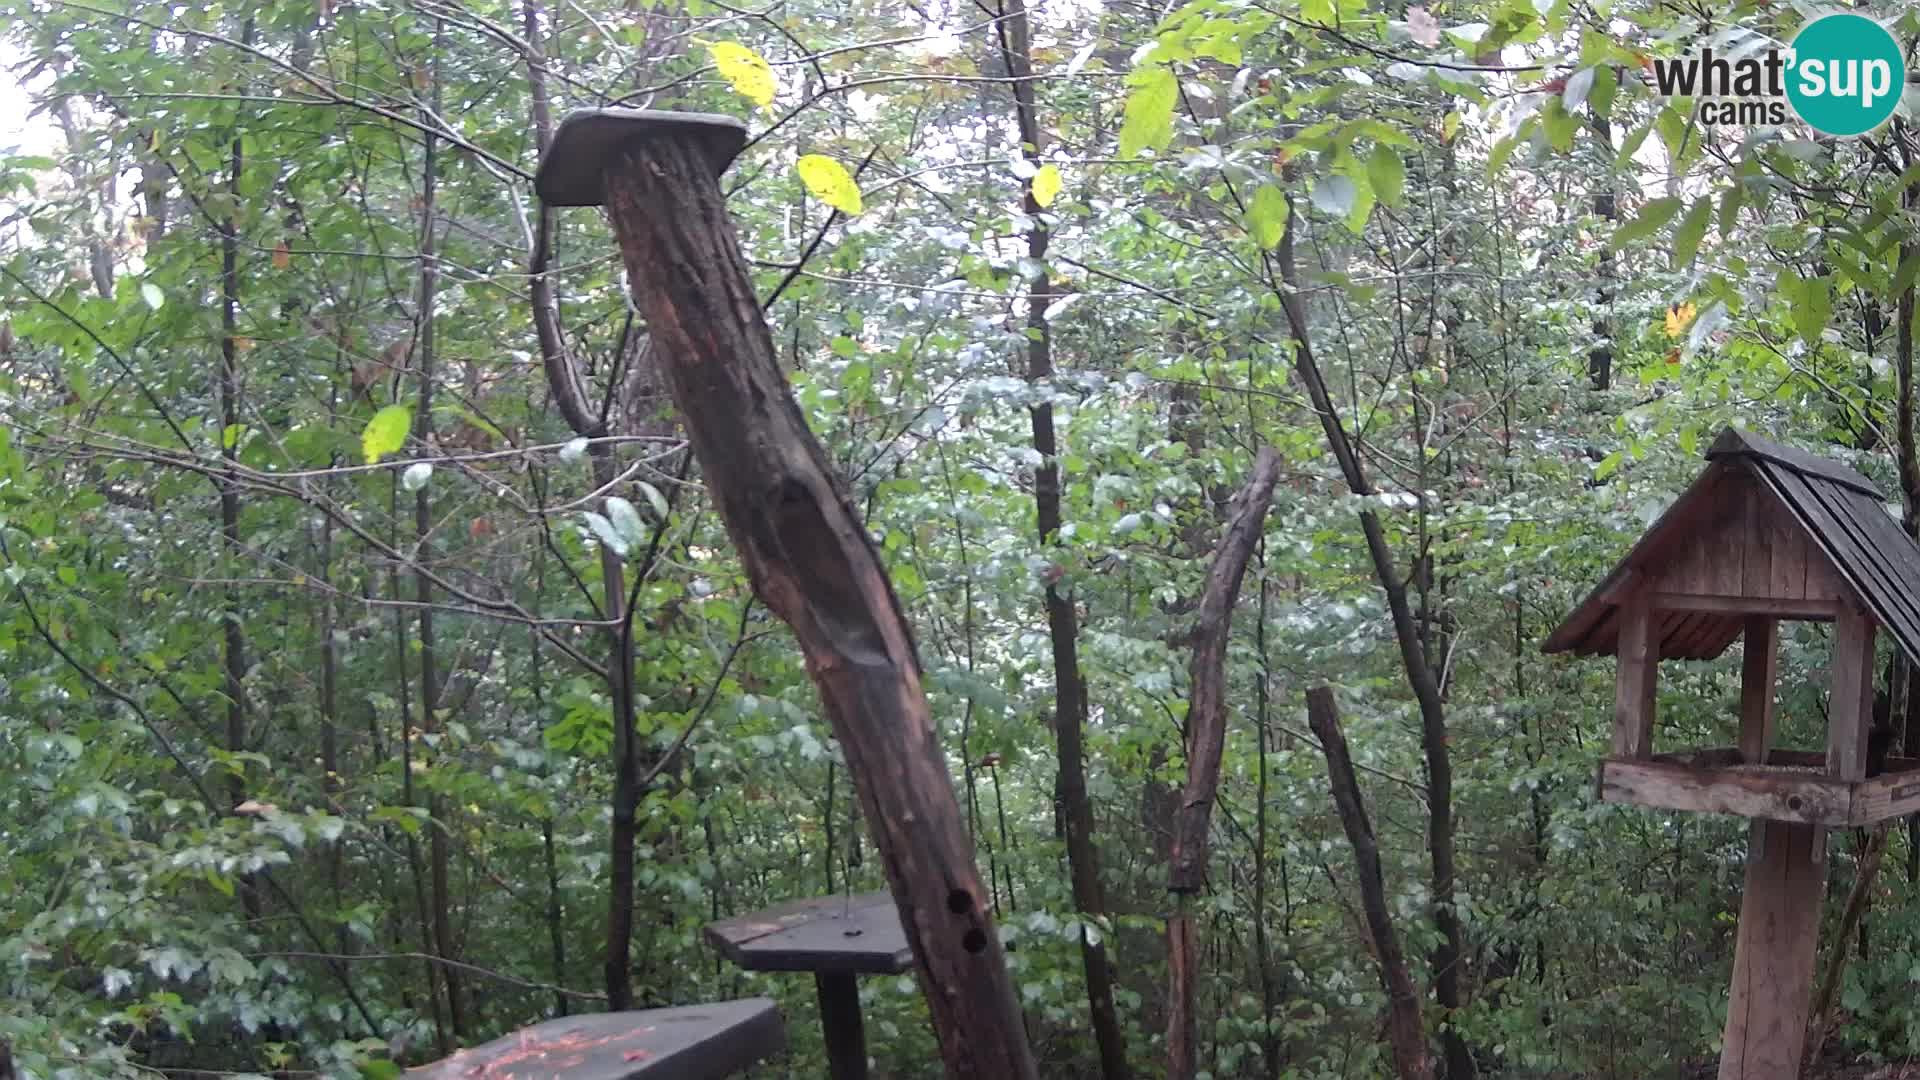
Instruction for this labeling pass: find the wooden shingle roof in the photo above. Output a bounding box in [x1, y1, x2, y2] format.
[1542, 427, 1920, 665]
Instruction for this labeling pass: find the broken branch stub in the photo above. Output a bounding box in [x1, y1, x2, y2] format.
[536, 110, 1038, 1080]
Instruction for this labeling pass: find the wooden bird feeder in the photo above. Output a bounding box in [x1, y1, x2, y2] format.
[1545, 426, 1920, 1078]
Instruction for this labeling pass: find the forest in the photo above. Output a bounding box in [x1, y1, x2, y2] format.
[7, 0, 1920, 1075]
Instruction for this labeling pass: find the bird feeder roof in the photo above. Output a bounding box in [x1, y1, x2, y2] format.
[1542, 427, 1920, 665]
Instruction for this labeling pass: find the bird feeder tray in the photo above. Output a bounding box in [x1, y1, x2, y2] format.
[1600, 746, 1920, 825]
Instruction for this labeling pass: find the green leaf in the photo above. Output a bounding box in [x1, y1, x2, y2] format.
[1717, 183, 1745, 241]
[1671, 198, 1712, 268]
[1301, 0, 1335, 22]
[1367, 147, 1406, 208]
[636, 481, 670, 523]
[360, 405, 412, 465]
[581, 511, 629, 557]
[221, 423, 247, 449]
[1613, 121, 1652, 169]
[1893, 250, 1920, 300]
[1120, 66, 1178, 158]
[1486, 135, 1522, 179]
[1310, 174, 1357, 217]
[796, 155, 862, 215]
[605, 497, 649, 548]
[1246, 184, 1288, 250]
[1610, 197, 1682, 250]
[1777, 269, 1833, 347]
[1542, 99, 1577, 153]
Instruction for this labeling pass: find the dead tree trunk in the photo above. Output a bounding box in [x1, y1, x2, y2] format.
[541, 113, 1036, 1079]
[1308, 687, 1435, 1080]
[1166, 446, 1280, 1078]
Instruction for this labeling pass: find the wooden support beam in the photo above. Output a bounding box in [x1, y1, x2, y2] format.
[1719, 821, 1825, 1080]
[1613, 590, 1658, 759]
[1740, 617, 1778, 764]
[1828, 606, 1877, 782]
[1650, 593, 1838, 620]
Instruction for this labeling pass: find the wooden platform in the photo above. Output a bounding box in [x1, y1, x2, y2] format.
[1599, 747, 1920, 826]
[704, 892, 912, 976]
[406, 999, 784, 1080]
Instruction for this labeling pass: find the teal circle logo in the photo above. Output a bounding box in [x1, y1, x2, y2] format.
[1785, 14, 1905, 137]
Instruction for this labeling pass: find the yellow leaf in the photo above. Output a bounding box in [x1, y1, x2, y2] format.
[796, 154, 863, 215]
[1664, 301, 1696, 339]
[708, 41, 777, 107]
[1031, 163, 1062, 208]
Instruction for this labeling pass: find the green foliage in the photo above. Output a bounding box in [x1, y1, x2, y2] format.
[9, 0, 1920, 1073]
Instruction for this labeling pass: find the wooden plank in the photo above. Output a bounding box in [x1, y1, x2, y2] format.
[1848, 764, 1920, 825]
[1769, 509, 1808, 602]
[408, 999, 786, 1080]
[1649, 593, 1837, 620]
[1676, 611, 1725, 659]
[704, 893, 912, 975]
[1740, 617, 1778, 764]
[1599, 759, 1849, 825]
[1742, 481, 1775, 598]
[1613, 589, 1658, 759]
[1829, 606, 1877, 782]
[1719, 820, 1826, 1080]
[1709, 474, 1749, 596]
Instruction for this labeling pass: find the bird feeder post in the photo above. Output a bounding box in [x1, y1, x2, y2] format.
[536, 110, 1036, 1080]
[1721, 819, 1826, 1078]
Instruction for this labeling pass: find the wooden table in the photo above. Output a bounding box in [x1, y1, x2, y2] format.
[406, 998, 784, 1080]
[704, 893, 912, 1080]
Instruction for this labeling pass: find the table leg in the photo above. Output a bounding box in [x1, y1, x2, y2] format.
[815, 972, 867, 1080]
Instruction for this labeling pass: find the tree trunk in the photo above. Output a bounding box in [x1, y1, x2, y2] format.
[408, 28, 465, 1037]
[1166, 447, 1281, 1078]
[217, 76, 259, 922]
[991, 0, 1129, 1070]
[1308, 687, 1435, 1080]
[1273, 200, 1473, 1079]
[595, 130, 1036, 1079]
